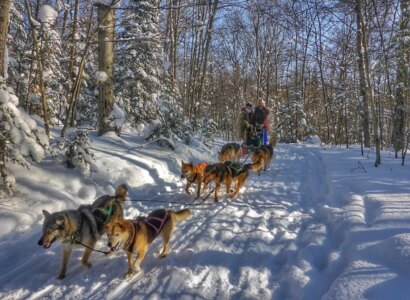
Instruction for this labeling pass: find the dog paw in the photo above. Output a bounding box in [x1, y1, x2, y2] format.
[132, 266, 141, 273]
[159, 253, 168, 258]
[82, 261, 92, 268]
[214, 198, 219, 203]
[57, 274, 66, 280]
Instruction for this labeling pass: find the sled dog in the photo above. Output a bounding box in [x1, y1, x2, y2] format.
[203, 161, 260, 202]
[37, 184, 127, 279]
[38, 206, 105, 279]
[92, 183, 128, 226]
[180, 161, 208, 198]
[218, 143, 241, 162]
[251, 139, 276, 172]
[103, 208, 191, 278]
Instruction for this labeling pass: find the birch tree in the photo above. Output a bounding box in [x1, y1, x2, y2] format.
[96, 1, 116, 135]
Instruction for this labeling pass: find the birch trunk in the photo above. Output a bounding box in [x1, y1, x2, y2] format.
[97, 3, 115, 136]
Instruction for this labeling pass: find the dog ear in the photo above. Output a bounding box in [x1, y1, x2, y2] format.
[42, 210, 50, 218]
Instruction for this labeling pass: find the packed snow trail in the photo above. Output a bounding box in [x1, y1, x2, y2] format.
[1, 135, 410, 299]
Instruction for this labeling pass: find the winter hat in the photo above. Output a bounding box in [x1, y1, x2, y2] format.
[246, 102, 253, 108]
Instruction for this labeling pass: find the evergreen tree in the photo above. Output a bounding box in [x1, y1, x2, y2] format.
[115, 0, 162, 125]
[277, 91, 313, 143]
[0, 77, 49, 193]
[38, 4, 66, 125]
[115, 0, 193, 143]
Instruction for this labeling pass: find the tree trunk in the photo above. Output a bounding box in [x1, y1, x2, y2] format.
[355, 0, 381, 166]
[0, 0, 10, 79]
[97, 3, 115, 136]
[392, 0, 409, 156]
[0, 0, 11, 186]
[25, 0, 50, 137]
[355, 0, 371, 148]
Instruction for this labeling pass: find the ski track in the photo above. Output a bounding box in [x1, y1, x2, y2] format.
[2, 139, 409, 299]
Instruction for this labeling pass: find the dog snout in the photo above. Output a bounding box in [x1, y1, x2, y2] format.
[107, 241, 112, 247]
[37, 238, 43, 246]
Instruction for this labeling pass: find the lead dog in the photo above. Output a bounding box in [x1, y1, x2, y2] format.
[180, 161, 208, 198]
[37, 205, 104, 279]
[37, 184, 127, 279]
[104, 208, 191, 278]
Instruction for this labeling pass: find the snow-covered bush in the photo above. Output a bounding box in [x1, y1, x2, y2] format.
[54, 130, 94, 174]
[304, 135, 322, 145]
[0, 78, 49, 193]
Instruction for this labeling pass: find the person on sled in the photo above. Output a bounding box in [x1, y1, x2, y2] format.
[239, 102, 254, 144]
[254, 99, 270, 145]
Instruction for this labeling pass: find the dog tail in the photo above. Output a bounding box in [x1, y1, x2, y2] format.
[115, 184, 128, 200]
[173, 209, 191, 222]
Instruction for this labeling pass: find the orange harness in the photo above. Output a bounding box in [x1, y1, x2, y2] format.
[195, 163, 208, 172]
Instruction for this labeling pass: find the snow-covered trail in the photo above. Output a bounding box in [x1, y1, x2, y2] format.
[2, 136, 410, 300]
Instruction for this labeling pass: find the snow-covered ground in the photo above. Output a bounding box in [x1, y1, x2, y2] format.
[0, 132, 410, 300]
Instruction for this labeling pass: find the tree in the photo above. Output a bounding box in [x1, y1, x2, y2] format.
[355, 0, 381, 166]
[392, 0, 410, 157]
[0, 0, 11, 189]
[96, 0, 116, 136]
[115, 0, 162, 125]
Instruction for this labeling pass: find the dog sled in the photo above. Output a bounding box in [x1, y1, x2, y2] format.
[241, 127, 268, 156]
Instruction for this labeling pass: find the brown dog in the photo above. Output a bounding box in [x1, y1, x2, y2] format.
[251, 139, 276, 172]
[104, 208, 191, 278]
[203, 161, 260, 202]
[180, 161, 208, 198]
[218, 143, 241, 162]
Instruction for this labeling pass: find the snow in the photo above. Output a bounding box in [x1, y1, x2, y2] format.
[0, 88, 10, 103]
[96, 71, 109, 83]
[38, 5, 58, 27]
[109, 103, 125, 130]
[0, 134, 410, 299]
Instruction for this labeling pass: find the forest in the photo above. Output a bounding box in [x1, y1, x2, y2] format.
[0, 0, 409, 190]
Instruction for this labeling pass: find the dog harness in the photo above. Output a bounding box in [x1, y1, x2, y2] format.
[144, 210, 170, 238]
[190, 163, 208, 183]
[128, 210, 171, 250]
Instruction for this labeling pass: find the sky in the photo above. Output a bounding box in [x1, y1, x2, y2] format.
[0, 131, 410, 299]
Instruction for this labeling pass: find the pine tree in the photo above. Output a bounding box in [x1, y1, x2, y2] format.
[277, 91, 312, 143]
[0, 77, 49, 193]
[115, 0, 162, 125]
[37, 4, 66, 125]
[115, 0, 193, 143]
